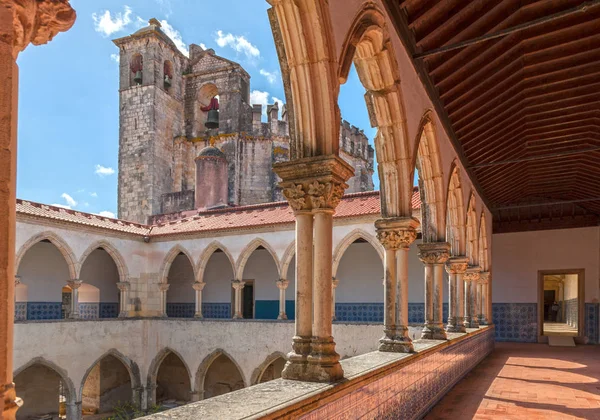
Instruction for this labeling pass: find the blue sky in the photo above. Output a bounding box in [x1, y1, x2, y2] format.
[16, 0, 377, 218]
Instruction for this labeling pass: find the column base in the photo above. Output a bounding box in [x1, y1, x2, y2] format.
[478, 315, 487, 325]
[305, 337, 344, 383]
[232, 314, 243, 319]
[456, 324, 467, 333]
[282, 336, 312, 381]
[421, 324, 434, 339]
[379, 327, 414, 353]
[470, 319, 480, 328]
[430, 323, 447, 340]
[445, 317, 461, 333]
[277, 313, 288, 320]
[65, 401, 81, 420]
[463, 317, 471, 329]
[194, 313, 204, 319]
[2, 383, 22, 419]
[118, 312, 128, 318]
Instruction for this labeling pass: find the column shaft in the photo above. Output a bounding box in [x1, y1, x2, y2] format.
[396, 248, 412, 348]
[422, 263, 434, 338]
[432, 263, 446, 339]
[382, 247, 397, 338]
[447, 272, 456, 330]
[277, 279, 289, 320]
[456, 273, 466, 332]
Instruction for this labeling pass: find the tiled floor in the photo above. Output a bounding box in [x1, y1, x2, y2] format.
[426, 342, 600, 420]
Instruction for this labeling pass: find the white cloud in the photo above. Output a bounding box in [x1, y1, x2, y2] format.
[260, 69, 277, 84]
[160, 19, 189, 56]
[110, 53, 120, 63]
[272, 96, 284, 110]
[215, 30, 260, 60]
[97, 211, 116, 218]
[90, 192, 98, 198]
[61, 193, 77, 208]
[51, 204, 72, 210]
[92, 6, 132, 36]
[250, 91, 284, 120]
[95, 164, 115, 177]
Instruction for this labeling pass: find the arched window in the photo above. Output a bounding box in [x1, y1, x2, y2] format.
[130, 53, 143, 86]
[164, 60, 173, 89]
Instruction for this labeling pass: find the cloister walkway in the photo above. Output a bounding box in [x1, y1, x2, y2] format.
[426, 342, 600, 420]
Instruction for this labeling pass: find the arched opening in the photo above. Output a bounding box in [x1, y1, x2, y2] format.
[197, 83, 219, 135]
[15, 362, 72, 420]
[130, 53, 143, 87]
[166, 253, 196, 318]
[335, 237, 384, 322]
[16, 240, 71, 320]
[466, 195, 479, 266]
[79, 248, 121, 319]
[81, 355, 133, 416]
[241, 244, 280, 319]
[284, 254, 296, 320]
[163, 60, 173, 90]
[202, 353, 244, 399]
[257, 357, 286, 384]
[479, 212, 489, 271]
[446, 166, 466, 256]
[155, 352, 191, 408]
[203, 247, 235, 318]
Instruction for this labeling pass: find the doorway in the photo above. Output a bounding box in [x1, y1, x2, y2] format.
[538, 269, 584, 343]
[231, 280, 254, 319]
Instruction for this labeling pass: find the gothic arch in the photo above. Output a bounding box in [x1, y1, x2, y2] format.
[236, 238, 281, 281]
[79, 349, 142, 402]
[77, 240, 129, 282]
[332, 229, 383, 278]
[338, 4, 412, 218]
[445, 163, 466, 256]
[250, 351, 287, 385]
[159, 245, 197, 284]
[466, 193, 479, 266]
[15, 231, 77, 279]
[146, 347, 193, 405]
[14, 357, 77, 405]
[196, 241, 236, 283]
[479, 212, 489, 271]
[414, 112, 446, 242]
[195, 349, 247, 394]
[280, 241, 296, 280]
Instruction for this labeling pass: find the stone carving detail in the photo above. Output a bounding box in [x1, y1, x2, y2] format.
[418, 243, 450, 264]
[377, 229, 417, 250]
[5, 0, 76, 58]
[463, 269, 481, 283]
[282, 184, 306, 210]
[445, 258, 469, 275]
[479, 271, 490, 284]
[282, 180, 346, 211]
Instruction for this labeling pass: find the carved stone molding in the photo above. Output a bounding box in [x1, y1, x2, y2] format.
[479, 271, 491, 284]
[375, 217, 419, 250]
[417, 242, 451, 265]
[282, 180, 346, 211]
[116, 281, 130, 292]
[66, 279, 82, 290]
[192, 281, 206, 291]
[276, 279, 289, 290]
[463, 266, 482, 282]
[2, 0, 76, 59]
[158, 283, 170, 292]
[445, 257, 469, 275]
[231, 280, 245, 291]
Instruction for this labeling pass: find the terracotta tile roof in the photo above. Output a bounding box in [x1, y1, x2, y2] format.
[16, 189, 421, 237]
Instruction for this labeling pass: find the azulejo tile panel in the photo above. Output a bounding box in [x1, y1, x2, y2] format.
[100, 302, 119, 318]
[585, 303, 599, 344]
[492, 303, 537, 343]
[27, 302, 62, 320]
[300, 328, 495, 420]
[202, 303, 231, 319]
[15, 302, 27, 321]
[78, 303, 99, 319]
[335, 303, 383, 322]
[166, 303, 195, 318]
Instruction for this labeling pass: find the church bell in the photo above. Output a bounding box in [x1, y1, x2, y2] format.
[134, 70, 142, 85]
[205, 109, 219, 129]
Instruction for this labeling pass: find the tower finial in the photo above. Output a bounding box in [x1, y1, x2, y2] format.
[149, 18, 161, 28]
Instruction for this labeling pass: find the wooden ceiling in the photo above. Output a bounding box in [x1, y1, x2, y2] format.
[383, 0, 600, 233]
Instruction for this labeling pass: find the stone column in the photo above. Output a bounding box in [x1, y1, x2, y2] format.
[464, 267, 481, 328]
[116, 281, 130, 318]
[189, 391, 202, 402]
[277, 279, 289, 320]
[158, 283, 169, 317]
[479, 272, 490, 325]
[193, 282, 206, 319]
[375, 217, 419, 352]
[65, 401, 81, 420]
[444, 257, 468, 333]
[231, 280, 245, 319]
[67, 280, 82, 319]
[274, 155, 353, 382]
[331, 278, 339, 320]
[418, 243, 450, 340]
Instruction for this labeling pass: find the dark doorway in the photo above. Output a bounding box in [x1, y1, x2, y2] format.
[543, 290, 556, 321]
[242, 282, 254, 319]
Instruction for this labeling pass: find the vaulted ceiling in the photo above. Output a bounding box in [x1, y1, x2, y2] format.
[383, 0, 600, 232]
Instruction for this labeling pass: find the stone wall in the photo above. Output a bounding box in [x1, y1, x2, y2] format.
[14, 364, 62, 419]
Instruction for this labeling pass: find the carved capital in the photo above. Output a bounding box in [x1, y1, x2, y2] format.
[282, 180, 346, 211]
[375, 217, 420, 250]
[116, 281, 130, 292]
[231, 280, 245, 291]
[418, 242, 451, 265]
[66, 279, 82, 290]
[463, 266, 482, 282]
[158, 283, 170, 292]
[276, 279, 289, 290]
[192, 281, 206, 291]
[445, 257, 469, 275]
[14, 275, 20, 285]
[332, 278, 340, 289]
[3, 0, 76, 59]
[479, 271, 491, 284]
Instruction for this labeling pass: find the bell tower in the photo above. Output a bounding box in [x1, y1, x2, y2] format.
[113, 19, 188, 223]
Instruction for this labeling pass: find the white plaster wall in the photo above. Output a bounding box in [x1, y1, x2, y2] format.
[243, 249, 279, 300]
[167, 254, 195, 303]
[78, 284, 100, 303]
[204, 252, 235, 303]
[493, 227, 600, 303]
[336, 242, 383, 303]
[17, 242, 69, 302]
[79, 249, 119, 302]
[564, 274, 578, 300]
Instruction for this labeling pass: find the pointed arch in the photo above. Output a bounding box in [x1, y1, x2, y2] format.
[445, 162, 466, 256]
[478, 212, 489, 271]
[195, 349, 247, 394]
[147, 347, 193, 405]
[280, 241, 296, 280]
[250, 351, 287, 385]
[196, 241, 236, 283]
[159, 245, 197, 284]
[413, 112, 446, 242]
[14, 357, 77, 405]
[77, 240, 129, 282]
[79, 348, 142, 402]
[236, 238, 281, 281]
[338, 4, 412, 217]
[15, 231, 77, 279]
[466, 193, 479, 266]
[332, 229, 384, 278]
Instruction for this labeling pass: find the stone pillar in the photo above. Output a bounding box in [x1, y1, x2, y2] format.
[418, 243, 450, 340]
[65, 401, 81, 420]
[189, 391, 202, 402]
[375, 217, 419, 352]
[158, 283, 169, 317]
[67, 280, 82, 319]
[479, 272, 490, 325]
[444, 257, 468, 333]
[274, 155, 353, 382]
[116, 281, 130, 318]
[464, 267, 481, 328]
[277, 279, 289, 320]
[1, 3, 75, 418]
[331, 278, 339, 321]
[232, 280, 245, 319]
[193, 281, 206, 318]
